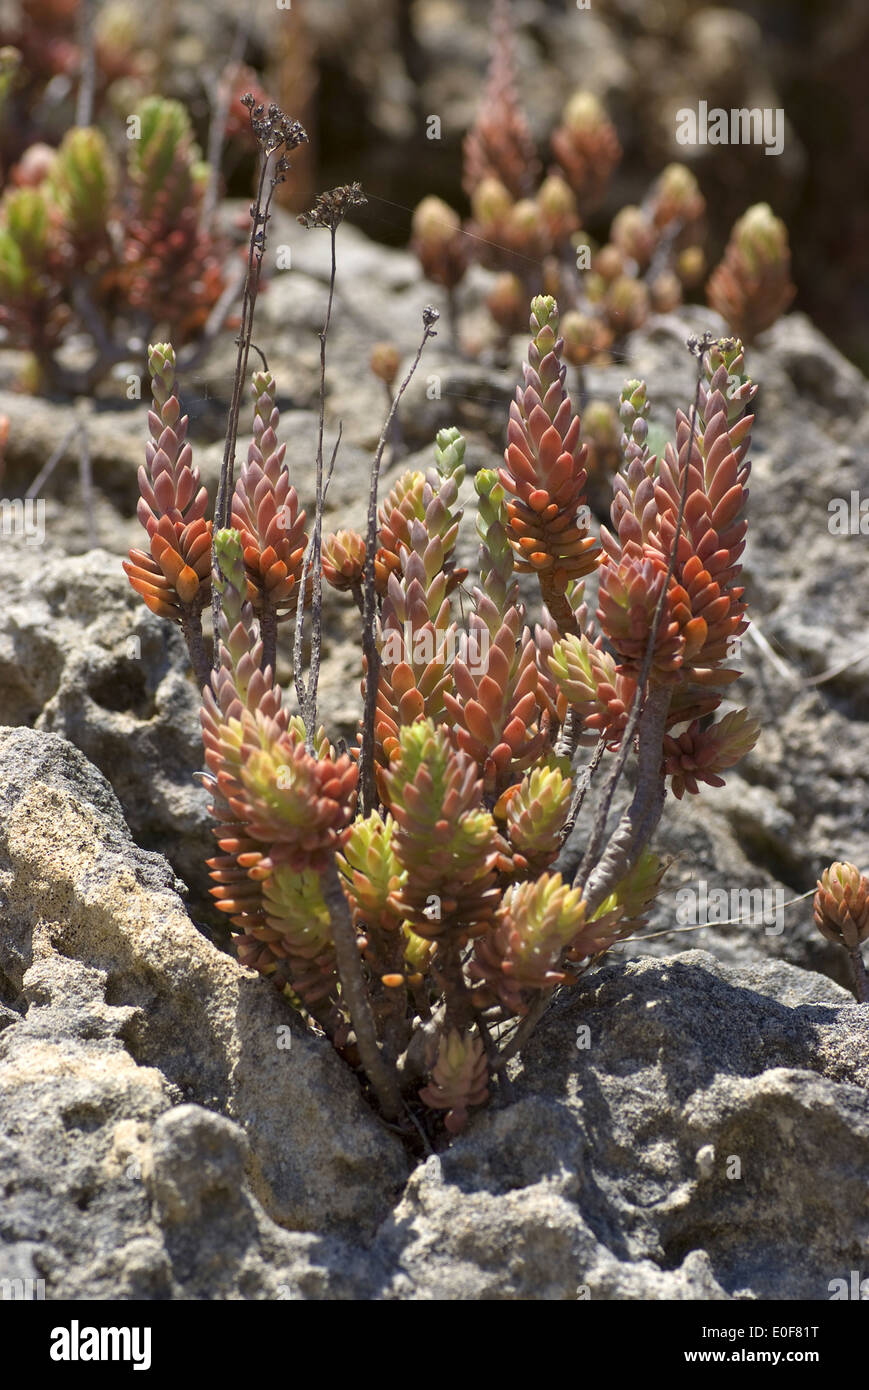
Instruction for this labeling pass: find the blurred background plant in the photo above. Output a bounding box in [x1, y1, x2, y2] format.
[0, 0, 865, 390]
[0, 97, 227, 391]
[409, 0, 796, 362]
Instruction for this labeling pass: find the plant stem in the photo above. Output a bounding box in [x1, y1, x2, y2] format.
[259, 602, 278, 679]
[579, 682, 672, 918]
[574, 346, 707, 895]
[319, 857, 401, 1120]
[180, 606, 212, 692]
[359, 307, 440, 815]
[560, 732, 607, 846]
[307, 226, 339, 745]
[849, 946, 869, 1004]
[539, 571, 582, 638]
[212, 151, 277, 664]
[436, 936, 475, 1035]
[492, 991, 552, 1071]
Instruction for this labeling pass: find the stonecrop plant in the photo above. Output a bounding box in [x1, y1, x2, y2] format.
[0, 94, 224, 391]
[411, 0, 795, 364]
[124, 95, 764, 1139]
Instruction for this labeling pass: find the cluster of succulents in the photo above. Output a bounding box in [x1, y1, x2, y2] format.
[0, 0, 145, 171]
[0, 95, 224, 390]
[127, 266, 775, 1133]
[410, 0, 795, 375]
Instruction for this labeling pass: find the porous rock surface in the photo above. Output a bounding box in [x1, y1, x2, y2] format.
[0, 726, 866, 1300]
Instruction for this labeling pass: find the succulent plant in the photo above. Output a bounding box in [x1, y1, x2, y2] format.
[123, 343, 213, 684]
[499, 296, 600, 632]
[410, 196, 468, 294]
[418, 1029, 489, 1134]
[126, 165, 765, 1137]
[550, 91, 621, 213]
[707, 203, 796, 344]
[462, 0, 539, 200]
[230, 368, 308, 629]
[410, 4, 793, 356]
[814, 862, 869, 1004]
[123, 97, 224, 344]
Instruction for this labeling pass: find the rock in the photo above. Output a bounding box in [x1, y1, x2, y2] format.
[1, 733, 865, 1302]
[375, 952, 869, 1300]
[0, 549, 216, 924]
[0, 726, 407, 1302]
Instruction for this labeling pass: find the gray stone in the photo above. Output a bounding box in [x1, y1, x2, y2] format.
[0, 727, 407, 1296]
[0, 730, 866, 1301]
[374, 952, 868, 1300]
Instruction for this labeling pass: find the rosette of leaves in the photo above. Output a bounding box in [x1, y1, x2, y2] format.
[322, 529, 366, 597]
[547, 630, 632, 746]
[0, 184, 68, 370]
[230, 368, 308, 644]
[200, 529, 355, 1037]
[419, 1030, 489, 1134]
[123, 342, 213, 686]
[813, 861, 869, 1003]
[381, 720, 502, 943]
[594, 342, 760, 795]
[123, 96, 224, 343]
[471, 872, 591, 1013]
[707, 204, 795, 344]
[375, 427, 468, 594]
[48, 126, 116, 266]
[374, 523, 457, 765]
[462, 0, 539, 199]
[336, 811, 420, 1053]
[499, 295, 600, 634]
[496, 765, 573, 878]
[662, 708, 760, 798]
[410, 196, 468, 295]
[550, 91, 621, 213]
[443, 468, 549, 796]
[372, 430, 468, 762]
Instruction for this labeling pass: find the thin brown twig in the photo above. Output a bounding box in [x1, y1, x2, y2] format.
[211, 151, 274, 662]
[615, 886, 818, 945]
[25, 423, 79, 499]
[294, 424, 342, 730]
[305, 225, 339, 746]
[202, 17, 251, 227]
[359, 306, 441, 815]
[211, 103, 306, 662]
[560, 732, 607, 846]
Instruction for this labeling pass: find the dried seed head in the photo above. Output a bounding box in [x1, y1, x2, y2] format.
[298, 182, 366, 230]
